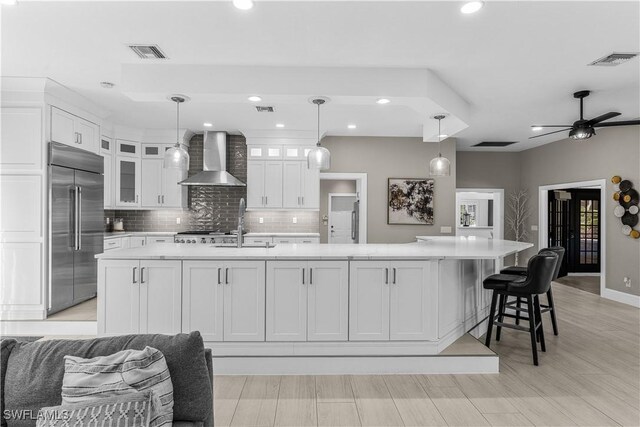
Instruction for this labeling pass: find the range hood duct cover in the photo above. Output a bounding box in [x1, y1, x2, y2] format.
[179, 131, 246, 186]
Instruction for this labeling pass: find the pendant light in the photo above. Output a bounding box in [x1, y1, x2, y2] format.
[307, 97, 331, 170]
[429, 114, 451, 177]
[164, 95, 190, 170]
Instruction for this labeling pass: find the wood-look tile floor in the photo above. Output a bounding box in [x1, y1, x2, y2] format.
[46, 297, 97, 321]
[214, 283, 640, 426]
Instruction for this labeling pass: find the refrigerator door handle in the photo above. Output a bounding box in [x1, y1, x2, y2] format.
[77, 186, 82, 251]
[73, 186, 80, 251]
[351, 211, 356, 241]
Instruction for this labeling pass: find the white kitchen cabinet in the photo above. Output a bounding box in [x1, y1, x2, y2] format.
[307, 261, 349, 341]
[246, 236, 320, 245]
[350, 261, 436, 341]
[146, 236, 173, 245]
[181, 260, 265, 342]
[247, 160, 283, 209]
[98, 260, 181, 335]
[266, 260, 348, 342]
[282, 161, 319, 209]
[247, 145, 283, 160]
[244, 236, 273, 245]
[115, 156, 141, 208]
[389, 261, 437, 341]
[141, 157, 187, 209]
[266, 261, 307, 341]
[182, 261, 225, 342]
[349, 263, 389, 341]
[141, 159, 163, 208]
[51, 107, 99, 153]
[139, 260, 182, 334]
[101, 137, 113, 209]
[297, 237, 320, 244]
[223, 261, 266, 342]
[129, 236, 146, 248]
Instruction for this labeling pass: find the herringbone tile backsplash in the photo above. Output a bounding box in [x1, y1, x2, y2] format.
[105, 134, 319, 233]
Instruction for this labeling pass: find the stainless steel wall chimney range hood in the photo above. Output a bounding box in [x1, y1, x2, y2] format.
[179, 131, 246, 186]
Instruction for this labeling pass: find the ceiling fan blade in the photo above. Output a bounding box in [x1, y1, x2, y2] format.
[531, 125, 572, 128]
[528, 128, 572, 139]
[593, 120, 640, 128]
[586, 112, 621, 125]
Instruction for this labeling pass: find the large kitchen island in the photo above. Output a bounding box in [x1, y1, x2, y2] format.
[96, 237, 531, 374]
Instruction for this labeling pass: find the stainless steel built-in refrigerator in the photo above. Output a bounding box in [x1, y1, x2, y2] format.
[49, 142, 103, 314]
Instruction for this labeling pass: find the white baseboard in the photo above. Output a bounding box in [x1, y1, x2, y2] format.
[602, 288, 640, 308]
[0, 320, 97, 336]
[213, 355, 499, 375]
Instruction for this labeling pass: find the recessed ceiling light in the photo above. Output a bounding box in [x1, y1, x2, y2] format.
[100, 81, 115, 89]
[204, 123, 213, 127]
[376, 98, 391, 105]
[348, 124, 357, 129]
[276, 123, 285, 128]
[461, 1, 483, 14]
[232, 0, 253, 10]
[531, 126, 543, 131]
[248, 96, 262, 102]
[0, 0, 18, 5]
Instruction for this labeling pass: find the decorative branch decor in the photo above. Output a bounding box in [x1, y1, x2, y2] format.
[506, 190, 530, 265]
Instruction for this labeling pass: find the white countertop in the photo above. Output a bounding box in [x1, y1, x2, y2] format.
[104, 232, 177, 239]
[96, 236, 532, 261]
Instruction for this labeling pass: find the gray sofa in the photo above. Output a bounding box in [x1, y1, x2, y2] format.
[1, 331, 213, 427]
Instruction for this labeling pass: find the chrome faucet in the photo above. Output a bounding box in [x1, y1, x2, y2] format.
[237, 198, 246, 248]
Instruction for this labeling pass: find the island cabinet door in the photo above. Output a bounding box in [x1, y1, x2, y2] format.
[182, 261, 224, 342]
[389, 261, 438, 341]
[139, 260, 182, 334]
[349, 262, 390, 341]
[223, 261, 266, 341]
[266, 261, 307, 341]
[98, 260, 140, 336]
[307, 261, 349, 341]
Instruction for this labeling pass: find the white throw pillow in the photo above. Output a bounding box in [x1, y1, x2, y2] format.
[62, 346, 173, 427]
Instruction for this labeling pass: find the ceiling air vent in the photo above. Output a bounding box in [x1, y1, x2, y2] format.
[128, 45, 167, 59]
[473, 141, 517, 147]
[255, 106, 275, 112]
[589, 52, 638, 67]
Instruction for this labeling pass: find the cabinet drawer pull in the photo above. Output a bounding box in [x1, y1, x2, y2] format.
[309, 268, 313, 285]
[393, 268, 397, 284]
[158, 195, 161, 204]
[265, 196, 268, 205]
[133, 267, 137, 284]
[385, 268, 389, 285]
[217, 268, 222, 285]
[225, 268, 230, 284]
[301, 196, 304, 205]
[162, 195, 165, 204]
[141, 267, 145, 283]
[302, 268, 305, 285]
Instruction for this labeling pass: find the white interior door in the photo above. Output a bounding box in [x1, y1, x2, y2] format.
[328, 193, 358, 244]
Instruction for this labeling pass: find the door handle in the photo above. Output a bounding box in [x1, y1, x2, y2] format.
[140, 267, 145, 283]
[297, 196, 300, 206]
[73, 186, 79, 250]
[136, 195, 139, 204]
[217, 268, 222, 285]
[158, 195, 161, 204]
[393, 268, 397, 284]
[265, 196, 268, 205]
[133, 267, 137, 284]
[301, 196, 304, 205]
[162, 195, 165, 204]
[302, 268, 305, 285]
[385, 268, 389, 285]
[79, 133, 82, 144]
[309, 268, 313, 285]
[225, 268, 230, 285]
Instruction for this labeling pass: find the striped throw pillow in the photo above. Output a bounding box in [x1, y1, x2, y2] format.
[62, 346, 173, 427]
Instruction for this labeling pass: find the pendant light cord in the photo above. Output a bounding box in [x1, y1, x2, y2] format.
[176, 100, 180, 147]
[437, 117, 442, 157]
[317, 101, 321, 147]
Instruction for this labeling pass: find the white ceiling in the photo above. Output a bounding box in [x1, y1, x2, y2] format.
[2, 0, 639, 151]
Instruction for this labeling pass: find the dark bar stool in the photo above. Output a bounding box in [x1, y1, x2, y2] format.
[500, 247, 565, 335]
[483, 252, 559, 366]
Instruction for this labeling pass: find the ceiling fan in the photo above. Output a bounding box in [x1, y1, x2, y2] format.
[530, 90, 640, 140]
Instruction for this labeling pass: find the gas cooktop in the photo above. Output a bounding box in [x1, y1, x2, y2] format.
[175, 230, 235, 236]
